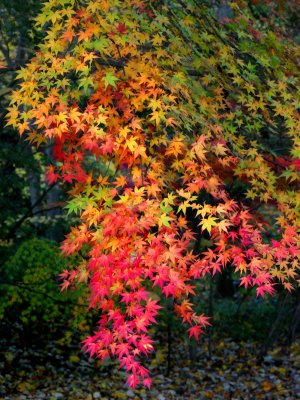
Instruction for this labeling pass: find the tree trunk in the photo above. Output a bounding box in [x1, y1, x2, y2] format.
[44, 145, 64, 241]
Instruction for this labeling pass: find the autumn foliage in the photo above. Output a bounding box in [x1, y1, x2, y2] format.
[6, 0, 300, 388]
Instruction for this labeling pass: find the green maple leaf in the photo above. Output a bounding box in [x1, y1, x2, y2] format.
[159, 201, 173, 214]
[78, 76, 94, 94]
[90, 37, 109, 52]
[102, 72, 119, 89]
[158, 213, 173, 228]
[291, 148, 300, 158]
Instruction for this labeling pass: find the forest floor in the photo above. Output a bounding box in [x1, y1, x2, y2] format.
[0, 323, 300, 400]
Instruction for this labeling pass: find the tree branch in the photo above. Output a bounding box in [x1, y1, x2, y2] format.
[5, 183, 58, 240]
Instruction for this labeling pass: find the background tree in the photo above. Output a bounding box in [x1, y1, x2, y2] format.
[0, 0, 67, 245]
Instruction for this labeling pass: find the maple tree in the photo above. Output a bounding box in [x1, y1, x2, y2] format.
[5, 0, 300, 388]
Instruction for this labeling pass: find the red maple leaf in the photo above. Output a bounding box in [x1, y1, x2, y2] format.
[188, 325, 204, 341]
[116, 22, 127, 34]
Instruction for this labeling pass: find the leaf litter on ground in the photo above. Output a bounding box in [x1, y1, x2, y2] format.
[0, 323, 299, 400]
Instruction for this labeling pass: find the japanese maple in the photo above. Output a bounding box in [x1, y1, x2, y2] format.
[6, 0, 300, 388]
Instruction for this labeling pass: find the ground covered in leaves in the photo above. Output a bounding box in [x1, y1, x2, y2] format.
[0, 322, 300, 400]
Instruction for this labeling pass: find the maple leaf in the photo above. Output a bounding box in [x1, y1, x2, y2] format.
[134, 316, 149, 333]
[46, 165, 59, 184]
[196, 203, 213, 218]
[102, 72, 119, 89]
[60, 279, 71, 292]
[143, 377, 152, 389]
[199, 216, 218, 233]
[127, 374, 139, 388]
[166, 245, 183, 263]
[114, 175, 127, 187]
[138, 335, 154, 354]
[177, 200, 190, 215]
[149, 110, 165, 126]
[158, 213, 173, 228]
[217, 219, 232, 233]
[116, 22, 127, 34]
[188, 325, 204, 341]
[256, 284, 276, 297]
[116, 342, 130, 358]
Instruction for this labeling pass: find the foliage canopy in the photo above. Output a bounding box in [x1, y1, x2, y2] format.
[5, 0, 300, 388]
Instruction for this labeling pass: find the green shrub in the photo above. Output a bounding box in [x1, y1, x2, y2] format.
[0, 238, 89, 331]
